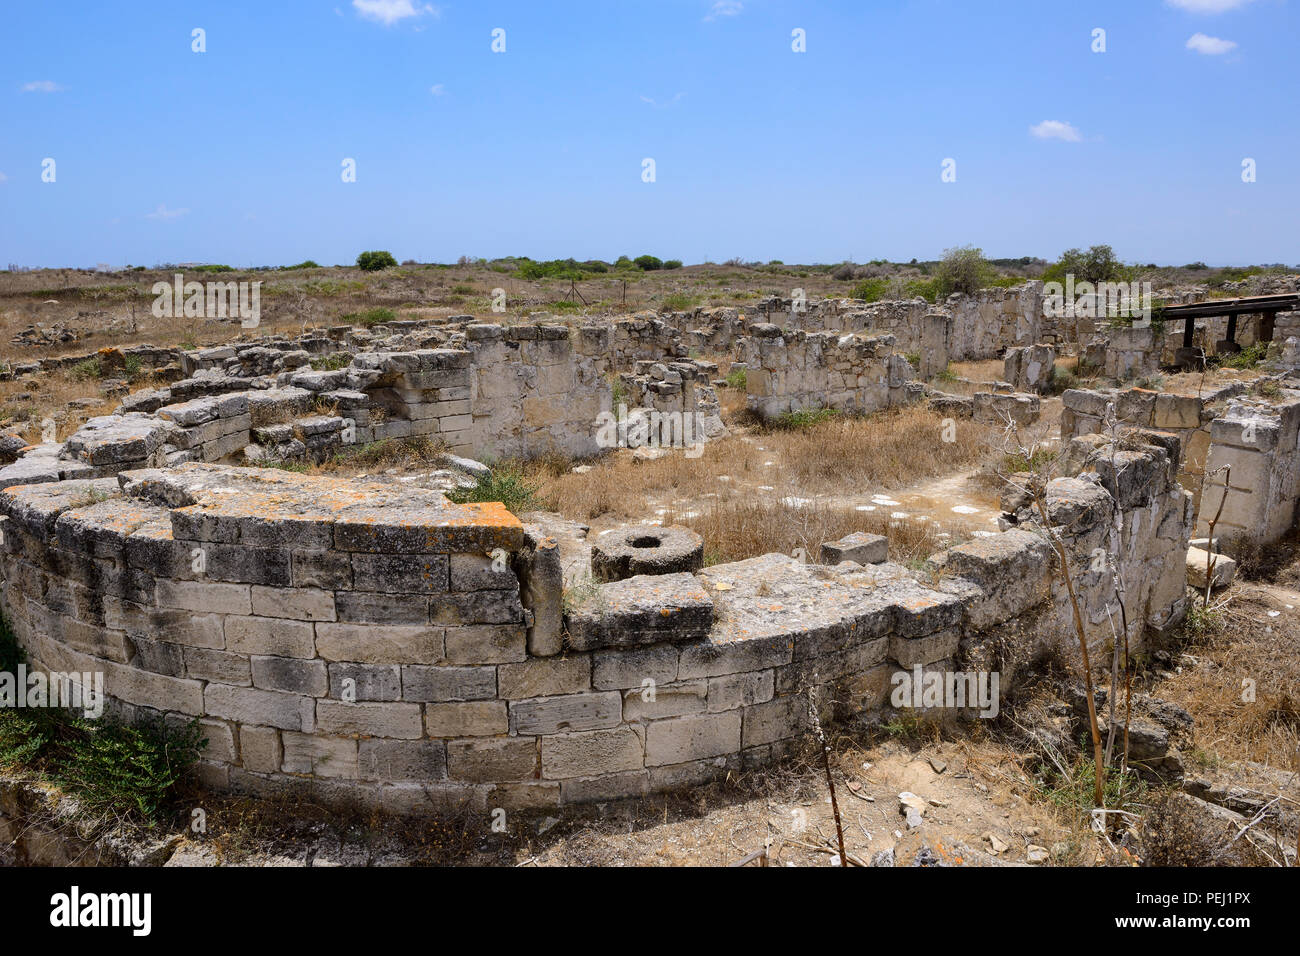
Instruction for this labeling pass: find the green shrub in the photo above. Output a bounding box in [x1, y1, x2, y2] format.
[633, 255, 664, 271]
[849, 277, 889, 302]
[283, 260, 321, 270]
[0, 612, 204, 822]
[516, 258, 585, 281]
[902, 277, 942, 303]
[661, 292, 699, 311]
[309, 353, 352, 371]
[1047, 363, 1078, 394]
[446, 465, 540, 515]
[663, 259, 683, 270]
[724, 366, 747, 389]
[356, 250, 398, 272]
[935, 245, 994, 297]
[1041, 244, 1127, 285]
[1217, 342, 1268, 370]
[71, 357, 103, 381]
[771, 407, 837, 430]
[122, 355, 144, 380]
[341, 307, 397, 327]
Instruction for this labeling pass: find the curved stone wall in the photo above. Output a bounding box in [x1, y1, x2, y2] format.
[0, 435, 1192, 812]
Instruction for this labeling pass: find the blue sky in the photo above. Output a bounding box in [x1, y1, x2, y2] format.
[0, 0, 1295, 269]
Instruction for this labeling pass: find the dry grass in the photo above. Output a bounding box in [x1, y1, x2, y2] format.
[532, 405, 999, 525]
[1153, 592, 1300, 771]
[762, 405, 995, 492]
[666, 497, 979, 568]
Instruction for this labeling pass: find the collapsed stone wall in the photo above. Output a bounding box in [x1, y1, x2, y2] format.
[935, 433, 1191, 679]
[1060, 383, 1300, 547]
[0, 435, 1189, 810]
[1196, 394, 1300, 545]
[741, 326, 918, 421]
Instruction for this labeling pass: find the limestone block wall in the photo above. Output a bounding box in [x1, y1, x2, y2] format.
[0, 438, 1193, 811]
[943, 282, 1045, 361]
[1058, 383, 1298, 528]
[607, 316, 684, 366]
[741, 326, 917, 421]
[1104, 327, 1160, 380]
[940, 437, 1192, 685]
[465, 324, 612, 459]
[1196, 394, 1300, 545]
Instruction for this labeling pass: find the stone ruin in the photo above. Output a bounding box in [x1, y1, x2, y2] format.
[0, 435, 1190, 811]
[0, 280, 1294, 813]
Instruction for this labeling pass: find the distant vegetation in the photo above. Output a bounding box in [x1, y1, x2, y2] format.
[356, 250, 398, 272]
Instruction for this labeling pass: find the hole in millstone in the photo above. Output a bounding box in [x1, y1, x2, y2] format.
[629, 535, 661, 548]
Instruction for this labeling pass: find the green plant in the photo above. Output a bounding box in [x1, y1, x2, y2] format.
[446, 465, 540, 515]
[663, 259, 683, 270]
[1039, 747, 1147, 817]
[935, 245, 995, 297]
[661, 292, 699, 311]
[282, 260, 321, 270]
[849, 277, 889, 302]
[341, 307, 397, 327]
[122, 355, 144, 380]
[1217, 343, 1268, 370]
[1041, 244, 1128, 286]
[356, 250, 398, 272]
[309, 353, 352, 371]
[724, 367, 747, 389]
[71, 357, 103, 381]
[771, 407, 837, 430]
[610, 375, 629, 408]
[0, 614, 204, 822]
[633, 255, 664, 271]
[1047, 363, 1078, 394]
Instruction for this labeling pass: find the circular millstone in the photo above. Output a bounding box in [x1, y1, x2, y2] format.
[591, 525, 704, 582]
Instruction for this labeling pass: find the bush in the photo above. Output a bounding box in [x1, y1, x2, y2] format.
[71, 357, 103, 381]
[935, 245, 994, 297]
[283, 260, 321, 270]
[724, 366, 747, 389]
[770, 407, 838, 430]
[516, 258, 585, 281]
[446, 465, 540, 515]
[341, 307, 397, 327]
[633, 255, 664, 271]
[1216, 342, 1268, 370]
[831, 262, 857, 281]
[663, 259, 683, 270]
[661, 293, 699, 311]
[1041, 245, 1125, 285]
[0, 612, 205, 822]
[849, 277, 889, 302]
[356, 250, 398, 272]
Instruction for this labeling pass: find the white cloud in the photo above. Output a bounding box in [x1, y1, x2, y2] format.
[352, 0, 438, 26]
[704, 1, 743, 22]
[1187, 33, 1238, 55]
[429, 83, 446, 96]
[146, 204, 190, 221]
[1030, 120, 1082, 142]
[1165, 0, 1253, 12]
[21, 80, 63, 93]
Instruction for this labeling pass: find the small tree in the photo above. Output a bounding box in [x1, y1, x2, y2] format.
[935, 245, 993, 296]
[356, 250, 398, 272]
[1043, 245, 1124, 285]
[633, 254, 664, 271]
